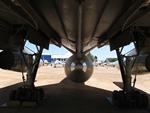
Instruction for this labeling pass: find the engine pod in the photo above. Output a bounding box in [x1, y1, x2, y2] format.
[65, 55, 93, 83]
[0, 50, 15, 69]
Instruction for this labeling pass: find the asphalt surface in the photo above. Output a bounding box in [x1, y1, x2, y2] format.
[0, 66, 150, 113]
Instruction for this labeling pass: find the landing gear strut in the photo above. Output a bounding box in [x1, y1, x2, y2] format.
[112, 47, 149, 108]
[9, 46, 44, 106]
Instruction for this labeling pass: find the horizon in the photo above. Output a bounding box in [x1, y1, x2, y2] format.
[25, 41, 134, 61]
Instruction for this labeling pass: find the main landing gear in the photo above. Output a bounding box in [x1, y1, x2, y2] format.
[112, 47, 149, 108]
[9, 46, 44, 106]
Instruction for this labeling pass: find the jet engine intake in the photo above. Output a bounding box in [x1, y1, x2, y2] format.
[65, 55, 93, 83]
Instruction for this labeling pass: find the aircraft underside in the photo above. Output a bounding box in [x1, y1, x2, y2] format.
[0, 0, 150, 109]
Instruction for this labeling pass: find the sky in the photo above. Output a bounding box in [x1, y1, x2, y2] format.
[25, 41, 134, 61]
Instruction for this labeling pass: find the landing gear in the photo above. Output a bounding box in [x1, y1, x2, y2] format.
[9, 46, 44, 106]
[9, 87, 44, 105]
[65, 55, 93, 83]
[112, 90, 148, 108]
[112, 48, 149, 108]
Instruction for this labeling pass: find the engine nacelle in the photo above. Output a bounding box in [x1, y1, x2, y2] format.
[132, 54, 150, 74]
[65, 55, 93, 83]
[0, 50, 15, 69]
[0, 50, 33, 72]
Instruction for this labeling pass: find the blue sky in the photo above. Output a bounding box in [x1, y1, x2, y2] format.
[25, 41, 134, 61]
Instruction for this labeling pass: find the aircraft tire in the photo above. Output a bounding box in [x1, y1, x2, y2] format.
[112, 90, 149, 108]
[145, 55, 150, 71]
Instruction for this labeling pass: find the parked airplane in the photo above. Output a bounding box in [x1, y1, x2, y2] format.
[0, 0, 150, 108]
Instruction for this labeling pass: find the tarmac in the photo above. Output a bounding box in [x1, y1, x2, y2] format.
[0, 65, 150, 113]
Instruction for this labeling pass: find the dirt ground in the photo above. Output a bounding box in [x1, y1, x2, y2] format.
[0, 65, 150, 113]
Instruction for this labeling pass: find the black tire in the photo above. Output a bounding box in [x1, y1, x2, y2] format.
[36, 88, 44, 104]
[141, 94, 149, 107]
[118, 92, 126, 108]
[9, 90, 16, 100]
[145, 55, 150, 71]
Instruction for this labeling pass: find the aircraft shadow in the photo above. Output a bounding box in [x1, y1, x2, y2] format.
[0, 78, 149, 113]
[0, 82, 23, 105]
